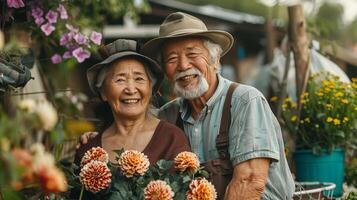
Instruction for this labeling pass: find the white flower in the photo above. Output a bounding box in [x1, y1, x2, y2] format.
[17, 99, 36, 112]
[30, 143, 55, 171]
[35, 100, 58, 131]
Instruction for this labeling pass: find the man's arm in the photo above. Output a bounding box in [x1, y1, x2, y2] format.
[224, 158, 270, 200]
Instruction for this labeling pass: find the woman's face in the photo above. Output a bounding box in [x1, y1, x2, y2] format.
[100, 58, 152, 120]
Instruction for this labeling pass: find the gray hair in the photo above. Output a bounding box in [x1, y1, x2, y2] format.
[158, 38, 223, 73]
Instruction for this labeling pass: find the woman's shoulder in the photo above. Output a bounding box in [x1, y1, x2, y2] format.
[157, 121, 186, 136]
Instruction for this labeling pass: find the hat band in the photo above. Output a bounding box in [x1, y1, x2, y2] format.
[160, 28, 208, 37]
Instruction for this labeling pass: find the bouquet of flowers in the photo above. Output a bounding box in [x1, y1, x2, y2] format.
[281, 72, 357, 153]
[65, 147, 217, 200]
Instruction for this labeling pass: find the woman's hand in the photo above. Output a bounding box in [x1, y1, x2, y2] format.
[76, 132, 99, 149]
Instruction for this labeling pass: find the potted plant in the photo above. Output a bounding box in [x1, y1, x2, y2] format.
[281, 72, 357, 197]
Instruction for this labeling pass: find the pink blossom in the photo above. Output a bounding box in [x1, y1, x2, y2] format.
[45, 10, 58, 24]
[72, 47, 90, 63]
[51, 54, 62, 64]
[40, 23, 55, 36]
[90, 31, 102, 45]
[35, 17, 45, 26]
[7, 0, 25, 8]
[65, 43, 78, 51]
[31, 7, 44, 19]
[57, 4, 68, 19]
[73, 33, 87, 45]
[60, 33, 72, 46]
[63, 51, 72, 59]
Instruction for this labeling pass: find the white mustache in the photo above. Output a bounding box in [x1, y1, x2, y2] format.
[174, 68, 201, 81]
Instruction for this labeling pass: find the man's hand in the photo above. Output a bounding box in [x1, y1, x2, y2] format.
[75, 132, 99, 149]
[224, 158, 270, 200]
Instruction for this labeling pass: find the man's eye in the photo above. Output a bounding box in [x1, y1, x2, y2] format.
[167, 57, 177, 63]
[188, 53, 198, 57]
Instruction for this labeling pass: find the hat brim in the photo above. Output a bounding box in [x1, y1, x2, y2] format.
[87, 51, 163, 96]
[142, 30, 234, 59]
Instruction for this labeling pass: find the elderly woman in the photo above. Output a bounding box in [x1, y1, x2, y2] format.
[74, 39, 190, 166]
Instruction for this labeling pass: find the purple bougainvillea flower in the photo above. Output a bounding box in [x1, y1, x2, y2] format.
[72, 47, 90, 63]
[31, 7, 44, 19]
[90, 31, 102, 45]
[35, 17, 45, 26]
[51, 54, 62, 64]
[7, 0, 25, 8]
[63, 51, 72, 59]
[57, 4, 68, 19]
[46, 10, 58, 24]
[73, 33, 88, 45]
[60, 33, 72, 46]
[65, 24, 79, 33]
[41, 23, 55, 36]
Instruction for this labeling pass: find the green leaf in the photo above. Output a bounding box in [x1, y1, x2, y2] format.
[182, 175, 192, 183]
[156, 160, 173, 171]
[1, 187, 22, 200]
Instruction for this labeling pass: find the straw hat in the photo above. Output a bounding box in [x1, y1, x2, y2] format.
[142, 12, 234, 59]
[87, 39, 163, 95]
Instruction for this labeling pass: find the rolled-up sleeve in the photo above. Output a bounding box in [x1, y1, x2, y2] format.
[229, 96, 280, 166]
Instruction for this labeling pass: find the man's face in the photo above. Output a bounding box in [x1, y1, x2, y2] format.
[162, 37, 216, 99]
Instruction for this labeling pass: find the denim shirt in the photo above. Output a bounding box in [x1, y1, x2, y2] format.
[158, 75, 295, 200]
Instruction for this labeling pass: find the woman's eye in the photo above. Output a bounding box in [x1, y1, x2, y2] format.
[136, 77, 145, 81]
[115, 78, 125, 82]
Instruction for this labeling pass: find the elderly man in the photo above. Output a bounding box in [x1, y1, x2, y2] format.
[142, 12, 295, 200]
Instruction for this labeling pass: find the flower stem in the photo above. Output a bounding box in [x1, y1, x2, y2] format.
[79, 186, 84, 200]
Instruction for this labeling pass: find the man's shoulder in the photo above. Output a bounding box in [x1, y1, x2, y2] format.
[232, 83, 266, 104]
[159, 98, 182, 112]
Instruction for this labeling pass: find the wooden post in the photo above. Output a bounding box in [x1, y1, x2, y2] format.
[264, 19, 276, 64]
[288, 5, 310, 103]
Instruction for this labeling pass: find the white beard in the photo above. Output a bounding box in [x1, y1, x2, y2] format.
[173, 68, 209, 99]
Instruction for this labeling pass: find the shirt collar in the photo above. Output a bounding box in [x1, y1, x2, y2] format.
[178, 74, 229, 119]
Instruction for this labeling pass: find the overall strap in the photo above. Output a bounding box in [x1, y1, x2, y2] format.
[216, 83, 239, 159]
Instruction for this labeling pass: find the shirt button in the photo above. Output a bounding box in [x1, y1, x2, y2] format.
[194, 128, 198, 132]
[207, 110, 211, 113]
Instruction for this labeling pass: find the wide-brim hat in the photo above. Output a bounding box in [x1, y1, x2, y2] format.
[87, 39, 163, 96]
[142, 12, 234, 59]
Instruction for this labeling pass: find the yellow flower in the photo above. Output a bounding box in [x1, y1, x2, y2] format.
[174, 152, 200, 174]
[284, 97, 293, 103]
[343, 117, 349, 123]
[326, 104, 333, 110]
[291, 102, 297, 109]
[186, 178, 217, 200]
[333, 118, 341, 125]
[341, 99, 348, 104]
[334, 92, 343, 98]
[291, 115, 297, 122]
[326, 117, 333, 123]
[144, 180, 174, 200]
[315, 124, 319, 128]
[355, 107, 357, 111]
[270, 96, 278, 102]
[304, 118, 310, 123]
[117, 150, 150, 177]
[316, 92, 324, 97]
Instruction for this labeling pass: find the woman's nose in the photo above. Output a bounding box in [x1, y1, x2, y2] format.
[124, 80, 137, 94]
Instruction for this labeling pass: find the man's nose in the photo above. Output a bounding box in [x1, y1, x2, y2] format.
[177, 55, 191, 71]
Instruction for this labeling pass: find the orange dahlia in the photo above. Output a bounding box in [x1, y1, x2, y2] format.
[174, 151, 200, 174]
[80, 146, 109, 167]
[117, 150, 150, 177]
[144, 180, 174, 200]
[80, 160, 112, 193]
[186, 178, 217, 200]
[36, 165, 67, 193]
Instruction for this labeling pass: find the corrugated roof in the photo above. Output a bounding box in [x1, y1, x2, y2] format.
[150, 0, 265, 24]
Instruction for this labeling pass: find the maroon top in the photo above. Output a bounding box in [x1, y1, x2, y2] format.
[74, 121, 191, 165]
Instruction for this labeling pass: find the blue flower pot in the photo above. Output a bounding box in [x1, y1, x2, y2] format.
[294, 148, 345, 197]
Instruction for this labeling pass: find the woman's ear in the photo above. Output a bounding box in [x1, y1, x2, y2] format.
[99, 88, 107, 101]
